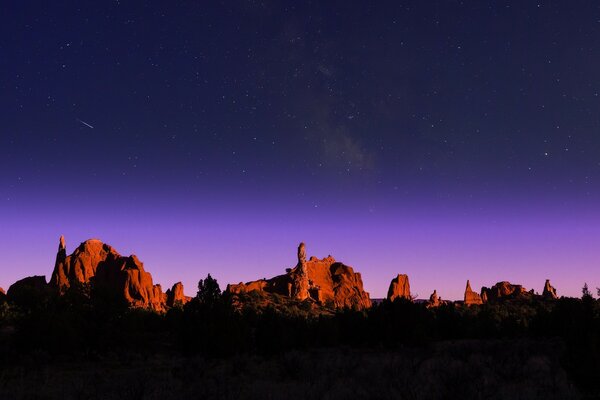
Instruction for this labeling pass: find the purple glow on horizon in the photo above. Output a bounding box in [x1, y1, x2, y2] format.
[1, 189, 598, 301]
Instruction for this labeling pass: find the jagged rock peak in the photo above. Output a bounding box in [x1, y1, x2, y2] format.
[59, 235, 66, 252]
[50, 236, 165, 311]
[481, 281, 531, 302]
[166, 282, 191, 307]
[226, 242, 371, 310]
[51, 237, 118, 292]
[387, 274, 411, 302]
[464, 280, 483, 305]
[543, 279, 558, 299]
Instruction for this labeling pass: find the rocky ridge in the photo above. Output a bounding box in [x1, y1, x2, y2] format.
[480, 281, 534, 302]
[226, 242, 371, 310]
[7, 236, 189, 312]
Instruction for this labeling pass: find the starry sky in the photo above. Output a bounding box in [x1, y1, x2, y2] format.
[1, 1, 600, 300]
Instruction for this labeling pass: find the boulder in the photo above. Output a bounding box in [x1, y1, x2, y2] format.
[7, 276, 50, 307]
[166, 282, 191, 307]
[481, 281, 531, 302]
[387, 274, 411, 301]
[542, 279, 558, 299]
[464, 280, 483, 305]
[226, 242, 371, 310]
[49, 236, 166, 311]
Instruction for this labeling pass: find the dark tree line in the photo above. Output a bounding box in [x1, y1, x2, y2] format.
[1, 277, 600, 395]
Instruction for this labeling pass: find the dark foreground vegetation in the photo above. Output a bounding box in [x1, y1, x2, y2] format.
[1, 276, 600, 399]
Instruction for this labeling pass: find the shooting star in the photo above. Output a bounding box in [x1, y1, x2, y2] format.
[77, 118, 94, 129]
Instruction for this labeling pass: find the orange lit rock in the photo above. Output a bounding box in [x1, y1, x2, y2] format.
[387, 274, 411, 301]
[464, 280, 483, 305]
[481, 281, 531, 302]
[226, 242, 371, 310]
[49, 236, 166, 311]
[166, 282, 191, 307]
[51, 237, 111, 292]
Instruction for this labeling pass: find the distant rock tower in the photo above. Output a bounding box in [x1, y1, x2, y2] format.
[291, 242, 310, 300]
[387, 274, 411, 301]
[297, 242, 307, 265]
[542, 279, 558, 299]
[464, 280, 483, 305]
[57, 235, 67, 262]
[52, 235, 68, 292]
[427, 289, 441, 308]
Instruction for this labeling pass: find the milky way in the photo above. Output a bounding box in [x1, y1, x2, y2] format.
[1, 2, 599, 299]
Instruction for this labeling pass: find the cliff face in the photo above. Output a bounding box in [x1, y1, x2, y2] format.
[49, 236, 185, 311]
[464, 280, 483, 305]
[387, 274, 411, 302]
[226, 243, 371, 310]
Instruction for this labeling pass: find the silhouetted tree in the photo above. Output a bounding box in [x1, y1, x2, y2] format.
[196, 274, 222, 305]
[582, 283, 593, 299]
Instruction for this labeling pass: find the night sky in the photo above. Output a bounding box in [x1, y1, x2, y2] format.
[2, 1, 600, 300]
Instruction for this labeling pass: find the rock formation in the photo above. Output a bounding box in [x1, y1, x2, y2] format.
[7, 276, 49, 306]
[291, 243, 310, 301]
[51, 237, 110, 292]
[480, 281, 532, 302]
[464, 280, 483, 305]
[166, 282, 191, 307]
[542, 279, 558, 299]
[427, 289, 441, 308]
[297, 242, 307, 265]
[387, 274, 411, 302]
[49, 236, 167, 311]
[226, 242, 371, 310]
[0, 287, 5, 302]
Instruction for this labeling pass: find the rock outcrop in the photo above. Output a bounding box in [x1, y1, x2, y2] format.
[481, 281, 532, 302]
[464, 280, 483, 305]
[166, 282, 191, 307]
[542, 279, 558, 299]
[7, 276, 49, 306]
[51, 237, 110, 292]
[427, 289, 441, 308]
[226, 242, 371, 310]
[50, 236, 166, 311]
[387, 274, 411, 302]
[0, 287, 6, 302]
